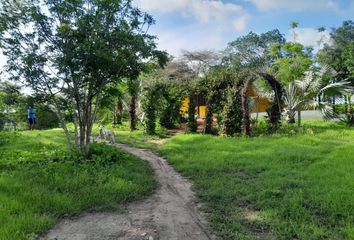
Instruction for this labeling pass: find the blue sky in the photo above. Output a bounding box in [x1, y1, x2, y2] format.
[134, 0, 354, 56]
[0, 0, 353, 72]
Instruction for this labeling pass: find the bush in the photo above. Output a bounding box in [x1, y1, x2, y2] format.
[90, 143, 130, 165]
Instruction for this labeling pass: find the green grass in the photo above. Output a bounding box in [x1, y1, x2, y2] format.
[114, 130, 170, 151]
[0, 129, 156, 240]
[159, 121, 354, 240]
[90, 122, 170, 151]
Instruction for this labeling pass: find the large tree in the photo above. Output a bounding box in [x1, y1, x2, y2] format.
[162, 59, 197, 132]
[270, 42, 313, 124]
[201, 65, 230, 134]
[0, 0, 167, 155]
[182, 50, 220, 132]
[318, 20, 354, 123]
[0, 81, 23, 130]
[225, 30, 286, 131]
[283, 68, 351, 128]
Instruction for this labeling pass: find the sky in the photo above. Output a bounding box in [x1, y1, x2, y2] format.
[133, 0, 354, 56]
[0, 0, 354, 73]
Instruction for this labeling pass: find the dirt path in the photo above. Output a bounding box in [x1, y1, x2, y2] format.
[40, 143, 215, 240]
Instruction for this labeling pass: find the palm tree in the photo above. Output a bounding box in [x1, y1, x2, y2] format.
[283, 68, 352, 128]
[317, 26, 326, 49]
[290, 21, 299, 42]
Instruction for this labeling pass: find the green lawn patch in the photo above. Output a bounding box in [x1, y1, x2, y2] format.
[160, 122, 354, 240]
[114, 130, 170, 151]
[0, 129, 156, 240]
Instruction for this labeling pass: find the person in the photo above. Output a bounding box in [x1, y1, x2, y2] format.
[28, 106, 36, 130]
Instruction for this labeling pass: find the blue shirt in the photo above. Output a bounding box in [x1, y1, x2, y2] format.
[28, 108, 36, 119]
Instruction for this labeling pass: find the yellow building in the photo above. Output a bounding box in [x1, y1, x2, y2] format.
[180, 84, 270, 118]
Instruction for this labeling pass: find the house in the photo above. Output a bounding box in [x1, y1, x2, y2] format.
[180, 84, 270, 118]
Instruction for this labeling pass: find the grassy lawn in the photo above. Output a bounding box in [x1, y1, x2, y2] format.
[91, 122, 171, 151]
[159, 122, 354, 240]
[114, 130, 170, 151]
[0, 129, 156, 240]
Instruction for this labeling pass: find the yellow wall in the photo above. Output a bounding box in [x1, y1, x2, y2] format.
[180, 97, 189, 115]
[180, 98, 207, 118]
[180, 84, 270, 118]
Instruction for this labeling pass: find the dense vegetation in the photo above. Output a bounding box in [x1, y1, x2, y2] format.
[0, 130, 156, 240]
[159, 122, 354, 240]
[0, 0, 353, 239]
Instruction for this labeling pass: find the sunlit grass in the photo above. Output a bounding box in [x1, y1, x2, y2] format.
[0, 129, 156, 240]
[160, 121, 354, 240]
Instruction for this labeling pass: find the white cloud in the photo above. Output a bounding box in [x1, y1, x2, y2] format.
[135, 0, 248, 32]
[246, 0, 339, 11]
[232, 14, 249, 32]
[135, 0, 189, 13]
[287, 28, 331, 51]
[149, 24, 228, 57]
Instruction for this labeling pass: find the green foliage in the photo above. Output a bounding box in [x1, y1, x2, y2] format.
[0, 81, 24, 130]
[159, 86, 184, 129]
[222, 85, 243, 135]
[0, 129, 156, 239]
[99, 83, 127, 125]
[225, 30, 285, 132]
[160, 121, 354, 240]
[0, 0, 167, 152]
[143, 84, 162, 135]
[318, 20, 354, 84]
[142, 79, 183, 134]
[270, 42, 313, 85]
[226, 29, 285, 69]
[35, 105, 60, 129]
[187, 93, 198, 132]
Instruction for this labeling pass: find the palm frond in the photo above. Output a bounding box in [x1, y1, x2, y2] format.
[319, 81, 354, 96]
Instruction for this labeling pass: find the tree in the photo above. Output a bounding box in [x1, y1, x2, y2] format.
[317, 26, 326, 49]
[182, 50, 220, 133]
[222, 80, 243, 135]
[201, 66, 230, 134]
[225, 30, 286, 131]
[128, 78, 140, 131]
[318, 20, 354, 124]
[270, 42, 313, 124]
[0, 81, 22, 130]
[143, 82, 163, 135]
[99, 83, 127, 125]
[0, 0, 167, 155]
[283, 68, 352, 128]
[162, 59, 197, 132]
[159, 85, 184, 129]
[270, 42, 313, 86]
[290, 22, 299, 42]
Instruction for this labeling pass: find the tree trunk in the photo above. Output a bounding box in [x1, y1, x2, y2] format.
[116, 98, 123, 124]
[287, 110, 296, 124]
[344, 95, 348, 117]
[188, 93, 197, 132]
[204, 96, 213, 134]
[129, 94, 137, 131]
[52, 101, 72, 155]
[297, 110, 301, 128]
[69, 94, 80, 152]
[347, 95, 354, 126]
[112, 97, 123, 125]
[241, 79, 251, 136]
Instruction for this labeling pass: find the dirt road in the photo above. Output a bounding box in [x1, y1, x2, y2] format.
[39, 143, 215, 240]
